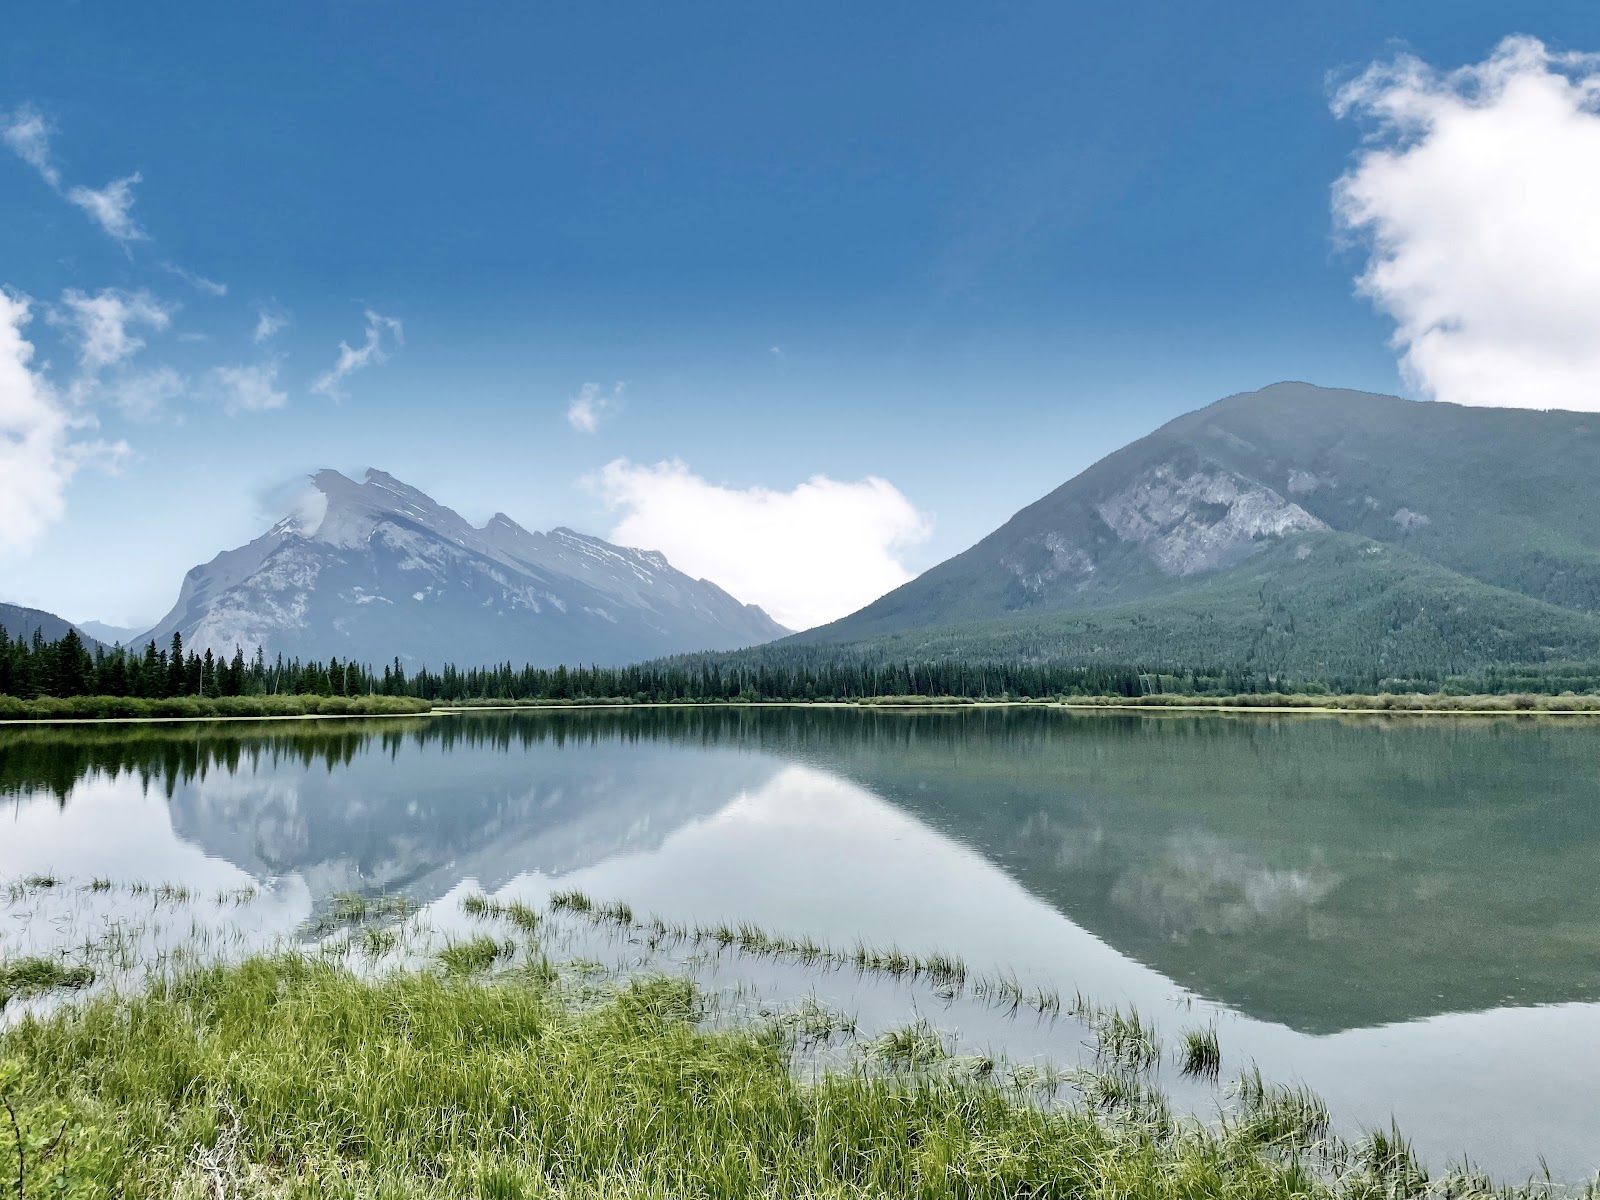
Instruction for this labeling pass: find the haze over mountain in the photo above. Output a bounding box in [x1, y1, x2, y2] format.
[792, 383, 1600, 680]
[136, 469, 787, 666]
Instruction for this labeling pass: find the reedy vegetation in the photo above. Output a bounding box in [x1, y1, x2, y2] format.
[0, 878, 1582, 1199]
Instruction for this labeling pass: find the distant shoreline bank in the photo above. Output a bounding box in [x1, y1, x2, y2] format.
[3, 693, 1598, 725]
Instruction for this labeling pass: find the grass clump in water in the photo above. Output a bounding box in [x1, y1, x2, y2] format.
[867, 1020, 948, 1069]
[549, 888, 594, 914]
[503, 901, 540, 933]
[1179, 1024, 1222, 1079]
[437, 935, 513, 975]
[0, 957, 95, 1008]
[1089, 1006, 1161, 1074]
[358, 926, 398, 959]
[1229, 1066, 1331, 1151]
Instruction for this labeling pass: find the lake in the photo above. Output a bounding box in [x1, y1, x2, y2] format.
[3, 706, 1599, 1182]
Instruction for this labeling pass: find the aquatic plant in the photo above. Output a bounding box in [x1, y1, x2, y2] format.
[774, 995, 857, 1043]
[0, 957, 96, 1008]
[867, 1020, 947, 1068]
[503, 901, 540, 933]
[359, 926, 398, 959]
[437, 935, 513, 975]
[1179, 1025, 1222, 1079]
[1089, 1006, 1161, 1074]
[548, 889, 594, 914]
[1230, 1066, 1331, 1151]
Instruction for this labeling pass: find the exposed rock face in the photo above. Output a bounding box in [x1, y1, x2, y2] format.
[1094, 465, 1327, 575]
[138, 469, 788, 666]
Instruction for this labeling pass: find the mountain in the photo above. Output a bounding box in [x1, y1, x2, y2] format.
[0, 603, 105, 651]
[138, 469, 787, 666]
[77, 621, 147, 646]
[794, 383, 1600, 679]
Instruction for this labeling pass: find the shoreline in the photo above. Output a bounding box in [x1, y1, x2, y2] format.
[431, 697, 1600, 717]
[2, 696, 1597, 726]
[0, 710, 437, 727]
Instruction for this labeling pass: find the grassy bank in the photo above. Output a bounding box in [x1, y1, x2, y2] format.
[437, 690, 1600, 713]
[0, 952, 1477, 1200]
[3, 689, 1596, 725]
[0, 693, 432, 722]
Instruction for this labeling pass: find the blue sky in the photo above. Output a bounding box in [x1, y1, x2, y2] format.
[4, 2, 1599, 629]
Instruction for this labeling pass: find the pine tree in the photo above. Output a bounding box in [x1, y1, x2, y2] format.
[166, 633, 187, 697]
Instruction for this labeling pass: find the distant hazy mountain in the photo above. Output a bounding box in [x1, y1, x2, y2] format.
[77, 621, 147, 646]
[0, 603, 105, 651]
[138, 468, 787, 666]
[795, 383, 1600, 678]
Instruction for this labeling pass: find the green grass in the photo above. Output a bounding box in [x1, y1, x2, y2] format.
[437, 935, 514, 975]
[0, 953, 1483, 1200]
[0, 957, 96, 1009]
[1180, 1025, 1222, 1080]
[0, 693, 432, 723]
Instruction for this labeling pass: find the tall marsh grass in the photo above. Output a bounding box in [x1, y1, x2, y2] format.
[0, 953, 1479, 1200]
[1, 879, 1584, 1199]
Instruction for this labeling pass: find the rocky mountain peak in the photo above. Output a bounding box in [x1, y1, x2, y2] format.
[135, 470, 788, 665]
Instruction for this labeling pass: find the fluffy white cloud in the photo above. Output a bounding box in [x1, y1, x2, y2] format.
[0, 293, 78, 554]
[311, 309, 403, 399]
[588, 459, 931, 630]
[1, 105, 60, 189]
[566, 381, 622, 433]
[1334, 36, 1600, 411]
[207, 362, 287, 414]
[52, 288, 172, 371]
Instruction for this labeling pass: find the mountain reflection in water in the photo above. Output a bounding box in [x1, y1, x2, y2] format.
[4, 707, 1599, 1035]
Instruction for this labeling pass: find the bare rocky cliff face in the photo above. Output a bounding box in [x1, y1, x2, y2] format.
[986, 460, 1329, 610]
[137, 469, 788, 666]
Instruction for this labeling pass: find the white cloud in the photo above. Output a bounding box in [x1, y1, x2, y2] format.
[104, 365, 187, 421]
[52, 288, 172, 371]
[566, 381, 623, 433]
[253, 309, 288, 344]
[207, 362, 287, 414]
[3, 105, 150, 244]
[0, 292, 80, 554]
[65, 173, 146, 243]
[1334, 36, 1600, 411]
[1, 105, 61, 189]
[588, 459, 932, 630]
[311, 309, 403, 399]
[160, 261, 227, 297]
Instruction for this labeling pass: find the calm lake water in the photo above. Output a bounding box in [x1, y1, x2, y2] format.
[3, 707, 1599, 1181]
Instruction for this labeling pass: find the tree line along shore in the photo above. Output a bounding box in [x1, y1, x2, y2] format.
[4, 626, 1600, 720]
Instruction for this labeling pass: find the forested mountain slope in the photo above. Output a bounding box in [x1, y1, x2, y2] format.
[0, 603, 105, 652]
[792, 384, 1600, 677]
